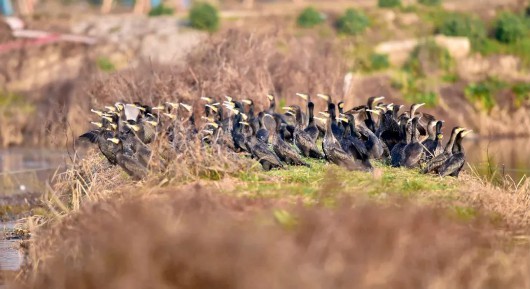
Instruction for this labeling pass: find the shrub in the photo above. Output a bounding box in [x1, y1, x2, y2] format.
[465, 79, 505, 112]
[512, 83, 530, 107]
[336, 9, 370, 35]
[378, 0, 401, 8]
[148, 4, 174, 16]
[418, 0, 441, 6]
[297, 7, 324, 28]
[437, 13, 486, 40]
[403, 40, 452, 77]
[493, 13, 526, 44]
[189, 2, 220, 32]
[370, 53, 390, 70]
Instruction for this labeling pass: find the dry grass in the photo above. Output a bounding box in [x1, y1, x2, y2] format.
[11, 183, 530, 289]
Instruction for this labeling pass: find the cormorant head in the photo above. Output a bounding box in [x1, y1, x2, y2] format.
[367, 96, 385, 108]
[266, 94, 275, 102]
[90, 121, 103, 128]
[308, 102, 315, 110]
[107, 137, 120, 144]
[338, 101, 345, 111]
[179, 103, 193, 112]
[262, 114, 276, 132]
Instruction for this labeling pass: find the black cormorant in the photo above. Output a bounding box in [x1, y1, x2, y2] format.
[268, 114, 309, 167]
[289, 105, 325, 159]
[402, 117, 424, 168]
[422, 127, 465, 174]
[438, 129, 472, 177]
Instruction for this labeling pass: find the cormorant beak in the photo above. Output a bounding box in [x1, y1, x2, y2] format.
[366, 109, 380, 115]
[225, 96, 233, 102]
[319, 111, 330, 118]
[386, 103, 394, 110]
[201, 116, 215, 122]
[374, 96, 385, 102]
[166, 102, 180, 109]
[337, 116, 349, 123]
[239, 121, 250, 126]
[461, 130, 473, 137]
[206, 104, 218, 112]
[107, 138, 120, 144]
[223, 101, 235, 108]
[102, 116, 113, 122]
[296, 93, 308, 100]
[180, 103, 193, 112]
[242, 99, 252, 105]
[316, 94, 330, 101]
[338, 102, 345, 109]
[110, 123, 118, 130]
[134, 105, 146, 112]
[455, 127, 465, 133]
[90, 109, 104, 116]
[437, 134, 443, 139]
[201, 96, 213, 103]
[105, 106, 117, 112]
[212, 102, 220, 106]
[226, 107, 239, 115]
[163, 113, 176, 120]
[114, 103, 124, 112]
[145, 120, 158, 126]
[207, 122, 219, 128]
[90, 121, 103, 128]
[151, 105, 165, 110]
[126, 123, 140, 132]
[282, 106, 293, 112]
[266, 94, 274, 101]
[240, 113, 248, 121]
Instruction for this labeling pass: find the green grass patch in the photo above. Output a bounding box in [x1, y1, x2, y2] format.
[234, 156, 458, 205]
[96, 57, 115, 72]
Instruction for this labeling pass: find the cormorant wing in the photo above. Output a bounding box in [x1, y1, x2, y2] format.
[79, 130, 99, 143]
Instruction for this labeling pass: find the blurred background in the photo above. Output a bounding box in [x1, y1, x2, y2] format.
[0, 0, 529, 188]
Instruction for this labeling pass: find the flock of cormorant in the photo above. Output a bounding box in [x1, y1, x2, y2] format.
[80, 94, 472, 179]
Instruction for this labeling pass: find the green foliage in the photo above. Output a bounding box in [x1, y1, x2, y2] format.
[465, 79, 506, 112]
[442, 73, 458, 83]
[297, 7, 324, 28]
[148, 4, 174, 16]
[189, 2, 220, 32]
[437, 13, 486, 40]
[493, 13, 526, 44]
[392, 73, 438, 107]
[336, 8, 370, 35]
[96, 57, 115, 72]
[370, 53, 390, 70]
[378, 0, 401, 8]
[403, 40, 453, 77]
[418, 0, 441, 6]
[512, 83, 530, 107]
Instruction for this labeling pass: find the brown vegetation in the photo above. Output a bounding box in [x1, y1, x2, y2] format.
[11, 182, 530, 289]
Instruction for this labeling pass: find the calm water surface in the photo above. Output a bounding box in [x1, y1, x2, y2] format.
[464, 138, 530, 181]
[0, 222, 22, 272]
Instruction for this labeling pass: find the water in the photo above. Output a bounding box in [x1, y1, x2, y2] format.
[0, 149, 67, 195]
[0, 222, 22, 272]
[464, 137, 530, 181]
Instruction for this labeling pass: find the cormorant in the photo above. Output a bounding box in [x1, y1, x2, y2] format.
[422, 127, 465, 174]
[289, 105, 324, 159]
[422, 120, 444, 159]
[107, 137, 148, 180]
[402, 117, 424, 168]
[242, 120, 283, 171]
[322, 112, 369, 171]
[305, 101, 320, 142]
[268, 114, 309, 167]
[365, 96, 385, 133]
[340, 114, 372, 170]
[79, 119, 119, 165]
[437, 129, 472, 177]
